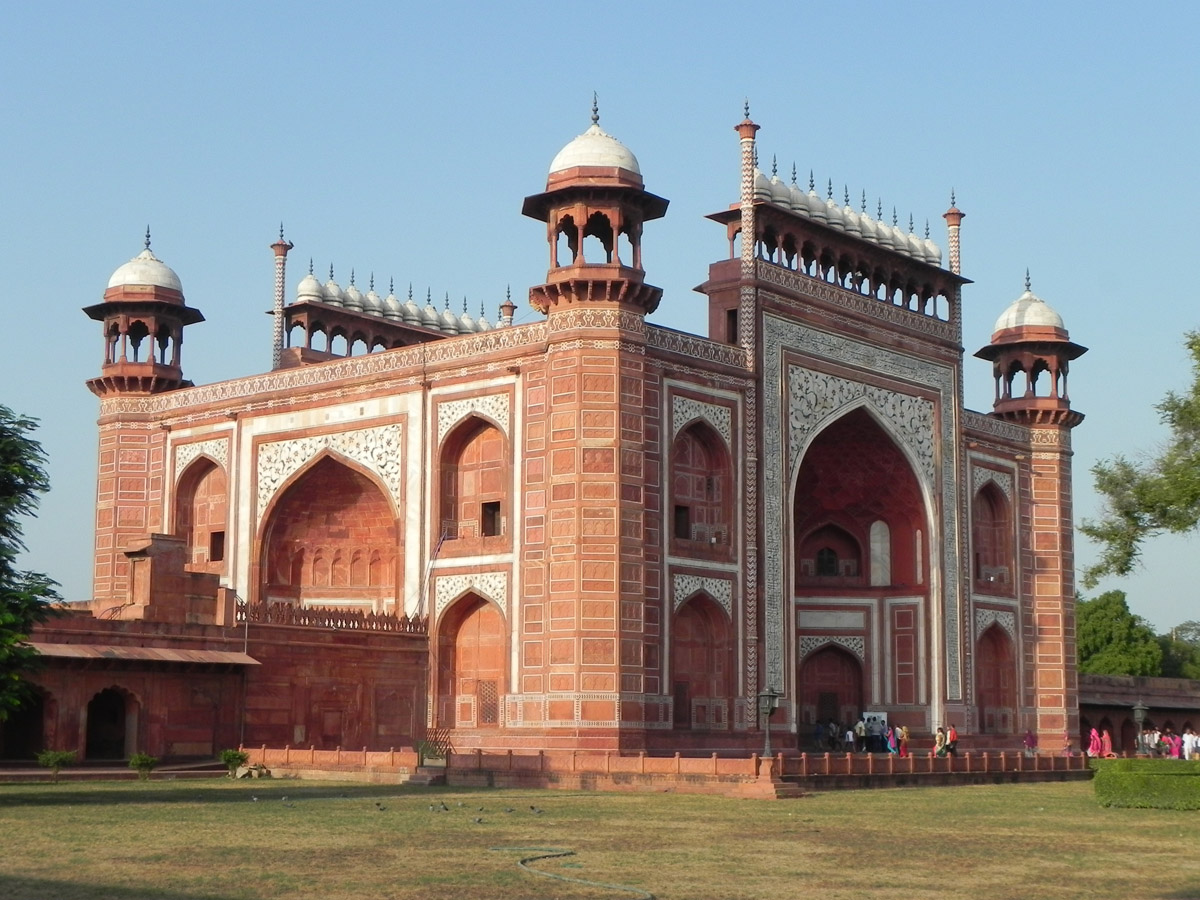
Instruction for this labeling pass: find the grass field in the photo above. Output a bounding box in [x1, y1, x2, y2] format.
[0, 778, 1196, 900]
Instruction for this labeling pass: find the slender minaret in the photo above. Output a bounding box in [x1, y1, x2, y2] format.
[943, 191, 964, 275]
[271, 224, 294, 370]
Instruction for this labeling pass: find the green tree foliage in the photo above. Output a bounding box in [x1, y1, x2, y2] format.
[0, 405, 60, 721]
[1081, 331, 1200, 588]
[1159, 619, 1200, 679]
[1076, 590, 1162, 676]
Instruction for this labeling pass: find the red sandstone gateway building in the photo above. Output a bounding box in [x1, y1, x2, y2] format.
[10, 109, 1086, 762]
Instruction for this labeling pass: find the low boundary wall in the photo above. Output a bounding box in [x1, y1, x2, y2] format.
[242, 745, 1091, 798]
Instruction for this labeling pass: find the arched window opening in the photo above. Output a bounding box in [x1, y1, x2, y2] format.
[439, 418, 507, 546]
[617, 225, 637, 268]
[329, 332, 349, 357]
[669, 422, 732, 555]
[106, 323, 121, 364]
[437, 595, 504, 729]
[671, 596, 733, 730]
[287, 321, 306, 350]
[350, 337, 368, 357]
[798, 524, 862, 582]
[175, 458, 228, 574]
[554, 215, 578, 267]
[582, 211, 614, 264]
[154, 325, 172, 365]
[126, 321, 149, 363]
[972, 481, 1013, 593]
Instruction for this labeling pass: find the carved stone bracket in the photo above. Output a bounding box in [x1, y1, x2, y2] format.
[671, 572, 733, 618]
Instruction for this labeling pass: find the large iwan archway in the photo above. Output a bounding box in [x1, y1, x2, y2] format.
[260, 455, 398, 610]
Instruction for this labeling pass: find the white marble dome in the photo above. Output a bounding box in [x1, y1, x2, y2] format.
[108, 247, 182, 293]
[993, 286, 1066, 333]
[549, 123, 641, 176]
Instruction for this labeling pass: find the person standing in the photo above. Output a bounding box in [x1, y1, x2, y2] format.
[854, 718, 867, 753]
[899, 725, 910, 759]
[935, 727, 947, 757]
[1022, 729, 1038, 757]
[946, 723, 958, 757]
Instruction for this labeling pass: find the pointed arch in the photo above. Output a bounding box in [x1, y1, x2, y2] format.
[670, 594, 734, 730]
[797, 644, 864, 728]
[669, 420, 733, 554]
[174, 456, 228, 574]
[793, 406, 928, 590]
[437, 415, 509, 547]
[435, 593, 506, 729]
[973, 481, 1014, 592]
[258, 453, 398, 609]
[976, 623, 1017, 734]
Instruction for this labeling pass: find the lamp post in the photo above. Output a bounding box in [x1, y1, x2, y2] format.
[1132, 700, 1148, 755]
[757, 687, 780, 758]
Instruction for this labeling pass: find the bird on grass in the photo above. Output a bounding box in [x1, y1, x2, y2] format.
[284, 802, 295, 808]
[251, 796, 258, 802]
[439, 801, 449, 811]
[473, 817, 484, 824]
[504, 807, 514, 814]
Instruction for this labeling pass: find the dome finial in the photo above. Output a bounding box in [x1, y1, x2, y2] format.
[877, 199, 883, 219]
[144, 226, 152, 251]
[1025, 268, 1032, 292]
[771, 155, 777, 178]
[308, 257, 314, 276]
[462, 295, 468, 313]
[279, 222, 285, 242]
[925, 219, 931, 239]
[892, 207, 898, 227]
[743, 98, 750, 119]
[328, 263, 335, 280]
[808, 170, 815, 192]
[389, 276, 395, 294]
[908, 213, 915, 234]
[591, 91, 599, 126]
[368, 272, 375, 291]
[349, 268, 356, 286]
[827, 178, 833, 200]
[861, 190, 868, 214]
[791, 163, 797, 186]
[843, 185, 850, 206]
[950, 188, 957, 207]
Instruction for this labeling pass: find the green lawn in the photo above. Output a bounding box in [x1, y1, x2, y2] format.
[0, 778, 1195, 899]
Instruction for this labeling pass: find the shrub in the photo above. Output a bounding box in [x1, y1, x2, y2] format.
[219, 749, 250, 776]
[36, 749, 76, 783]
[128, 752, 159, 780]
[1092, 758, 1200, 809]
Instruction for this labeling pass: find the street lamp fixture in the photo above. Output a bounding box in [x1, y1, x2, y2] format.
[1132, 700, 1148, 754]
[757, 686, 780, 758]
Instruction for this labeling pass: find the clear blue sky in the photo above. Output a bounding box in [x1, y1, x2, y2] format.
[2, 1, 1196, 630]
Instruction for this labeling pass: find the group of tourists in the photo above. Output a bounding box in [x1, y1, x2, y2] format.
[812, 716, 917, 757]
[1135, 725, 1198, 759]
[933, 724, 958, 757]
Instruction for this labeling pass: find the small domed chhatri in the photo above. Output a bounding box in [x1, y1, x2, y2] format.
[548, 95, 641, 178]
[106, 229, 183, 296]
[991, 273, 1066, 336]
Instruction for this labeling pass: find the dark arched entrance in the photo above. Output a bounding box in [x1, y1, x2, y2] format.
[86, 688, 135, 759]
[1, 691, 45, 759]
[798, 645, 863, 730]
[976, 625, 1016, 733]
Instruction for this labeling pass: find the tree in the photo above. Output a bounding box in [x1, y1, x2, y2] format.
[1076, 590, 1162, 676]
[1159, 619, 1200, 679]
[1081, 331, 1200, 588]
[0, 405, 60, 721]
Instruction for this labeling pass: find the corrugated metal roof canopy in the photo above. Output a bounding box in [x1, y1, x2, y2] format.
[26, 642, 259, 666]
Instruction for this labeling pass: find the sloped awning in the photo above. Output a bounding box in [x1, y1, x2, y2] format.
[26, 643, 259, 666]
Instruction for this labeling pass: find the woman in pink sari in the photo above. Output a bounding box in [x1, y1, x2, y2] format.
[1087, 728, 1102, 757]
[1100, 729, 1116, 758]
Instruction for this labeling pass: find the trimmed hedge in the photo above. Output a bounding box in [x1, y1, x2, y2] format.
[1092, 758, 1200, 809]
